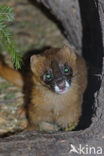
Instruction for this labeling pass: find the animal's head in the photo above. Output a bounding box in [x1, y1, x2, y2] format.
[30, 45, 78, 95]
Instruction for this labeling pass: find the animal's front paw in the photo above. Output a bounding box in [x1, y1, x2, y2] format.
[65, 122, 78, 131]
[39, 122, 60, 132]
[56, 116, 78, 131]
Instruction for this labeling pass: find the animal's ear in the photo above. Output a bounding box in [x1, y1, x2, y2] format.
[30, 55, 40, 72]
[62, 45, 77, 61]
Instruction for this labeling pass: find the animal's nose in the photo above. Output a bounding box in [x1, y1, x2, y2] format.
[56, 79, 65, 89]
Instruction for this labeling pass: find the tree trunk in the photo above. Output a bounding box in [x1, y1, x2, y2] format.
[0, 0, 104, 155]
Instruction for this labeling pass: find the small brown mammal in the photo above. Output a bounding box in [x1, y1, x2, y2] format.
[0, 46, 87, 131]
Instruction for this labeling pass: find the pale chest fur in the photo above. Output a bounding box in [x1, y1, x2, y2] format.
[31, 84, 82, 114]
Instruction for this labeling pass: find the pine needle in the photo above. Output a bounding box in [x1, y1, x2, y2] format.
[0, 5, 21, 69]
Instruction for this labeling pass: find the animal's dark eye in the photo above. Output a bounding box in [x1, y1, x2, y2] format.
[43, 69, 53, 82]
[63, 65, 72, 76]
[43, 73, 53, 82]
[64, 67, 69, 73]
[46, 74, 51, 79]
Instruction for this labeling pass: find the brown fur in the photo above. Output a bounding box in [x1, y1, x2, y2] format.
[0, 61, 23, 88]
[0, 46, 87, 131]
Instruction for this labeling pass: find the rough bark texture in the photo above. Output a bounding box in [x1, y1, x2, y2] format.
[0, 0, 104, 155]
[36, 0, 82, 54]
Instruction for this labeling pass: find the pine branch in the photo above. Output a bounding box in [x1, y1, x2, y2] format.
[0, 6, 14, 22]
[0, 5, 21, 69]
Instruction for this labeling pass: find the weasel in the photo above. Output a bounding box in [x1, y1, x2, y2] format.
[0, 46, 87, 131]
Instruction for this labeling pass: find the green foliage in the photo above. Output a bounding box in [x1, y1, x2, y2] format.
[0, 5, 21, 69]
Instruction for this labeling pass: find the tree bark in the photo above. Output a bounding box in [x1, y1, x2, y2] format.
[0, 0, 104, 155]
[36, 0, 82, 54]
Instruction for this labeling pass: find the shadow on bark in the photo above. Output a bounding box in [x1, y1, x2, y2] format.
[76, 0, 103, 130]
